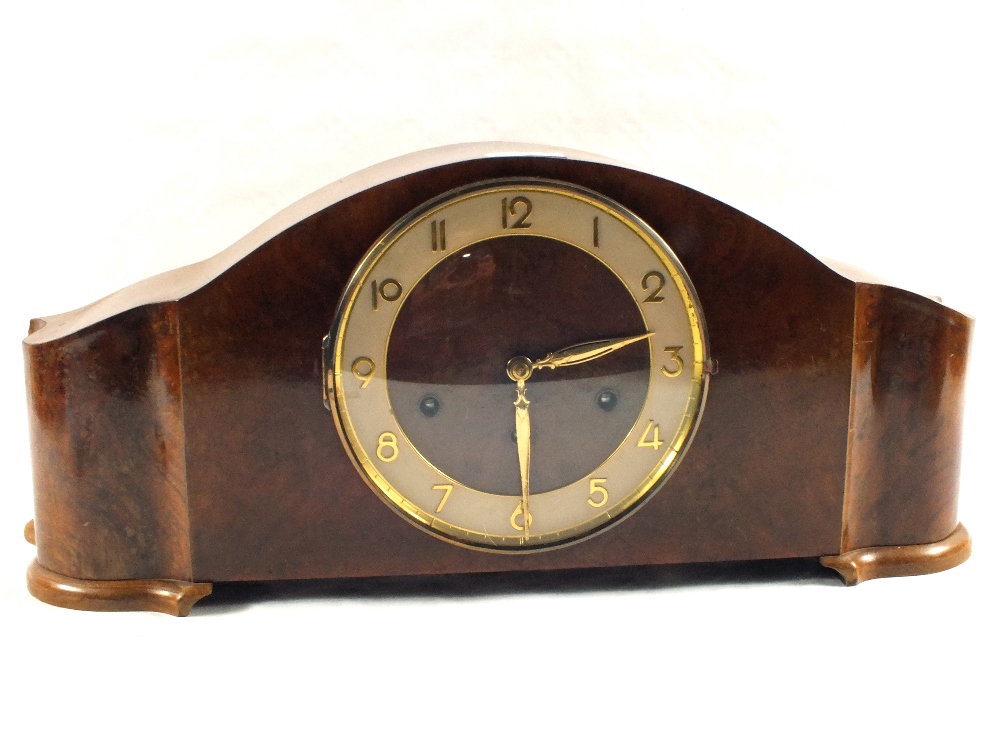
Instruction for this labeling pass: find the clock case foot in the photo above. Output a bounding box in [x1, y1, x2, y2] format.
[26, 558, 212, 616]
[820, 522, 970, 585]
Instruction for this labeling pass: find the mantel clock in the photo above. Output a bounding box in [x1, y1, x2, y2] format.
[22, 144, 972, 615]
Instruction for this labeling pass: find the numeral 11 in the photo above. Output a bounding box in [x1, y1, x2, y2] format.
[431, 219, 446, 251]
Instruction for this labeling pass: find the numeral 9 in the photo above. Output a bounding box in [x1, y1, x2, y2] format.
[351, 356, 376, 388]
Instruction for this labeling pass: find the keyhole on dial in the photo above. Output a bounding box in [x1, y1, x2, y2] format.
[596, 390, 619, 412]
[419, 395, 441, 417]
[509, 427, 540, 443]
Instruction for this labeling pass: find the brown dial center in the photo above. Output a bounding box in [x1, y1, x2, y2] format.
[385, 235, 649, 496]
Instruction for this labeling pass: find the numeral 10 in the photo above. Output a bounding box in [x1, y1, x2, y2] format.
[371, 278, 403, 310]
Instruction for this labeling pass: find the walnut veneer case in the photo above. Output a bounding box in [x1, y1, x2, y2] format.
[22, 144, 972, 615]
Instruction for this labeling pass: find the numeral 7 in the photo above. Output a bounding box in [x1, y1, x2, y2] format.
[433, 484, 454, 513]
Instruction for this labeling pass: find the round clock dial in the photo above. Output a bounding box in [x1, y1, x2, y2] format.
[328, 179, 708, 550]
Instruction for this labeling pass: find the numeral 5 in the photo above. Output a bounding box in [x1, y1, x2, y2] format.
[587, 478, 609, 508]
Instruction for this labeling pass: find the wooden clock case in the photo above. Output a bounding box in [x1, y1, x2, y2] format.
[22, 143, 972, 615]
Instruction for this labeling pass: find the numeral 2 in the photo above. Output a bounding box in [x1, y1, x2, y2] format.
[642, 271, 666, 303]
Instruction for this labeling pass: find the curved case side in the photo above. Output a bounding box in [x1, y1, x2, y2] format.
[24, 302, 194, 582]
[841, 283, 972, 551]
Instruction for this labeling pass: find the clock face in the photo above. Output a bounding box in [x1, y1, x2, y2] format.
[327, 179, 708, 550]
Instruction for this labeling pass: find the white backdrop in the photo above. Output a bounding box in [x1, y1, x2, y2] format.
[1, 2, 996, 747]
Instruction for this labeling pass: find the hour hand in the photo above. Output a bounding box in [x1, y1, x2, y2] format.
[531, 332, 652, 372]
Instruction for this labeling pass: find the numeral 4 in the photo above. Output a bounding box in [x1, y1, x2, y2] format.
[637, 421, 663, 450]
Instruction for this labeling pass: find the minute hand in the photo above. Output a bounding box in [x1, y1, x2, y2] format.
[531, 333, 653, 372]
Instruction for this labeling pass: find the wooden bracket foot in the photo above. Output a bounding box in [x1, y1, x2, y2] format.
[26, 559, 212, 616]
[820, 523, 971, 585]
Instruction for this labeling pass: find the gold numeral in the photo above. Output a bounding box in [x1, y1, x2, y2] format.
[371, 278, 403, 311]
[351, 356, 376, 388]
[661, 346, 683, 377]
[502, 196, 533, 229]
[510, 500, 533, 531]
[376, 432, 399, 462]
[587, 478, 609, 508]
[641, 271, 666, 303]
[637, 421, 663, 450]
[593, 216, 600, 248]
[431, 219, 446, 251]
[433, 484, 453, 513]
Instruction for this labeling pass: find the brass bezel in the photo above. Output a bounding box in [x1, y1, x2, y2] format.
[328, 178, 709, 552]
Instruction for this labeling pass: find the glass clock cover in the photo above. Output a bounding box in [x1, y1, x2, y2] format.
[328, 179, 708, 550]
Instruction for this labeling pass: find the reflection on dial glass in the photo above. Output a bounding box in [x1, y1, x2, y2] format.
[387, 236, 649, 496]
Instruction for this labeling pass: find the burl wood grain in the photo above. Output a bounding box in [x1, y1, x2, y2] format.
[26, 303, 192, 581]
[841, 284, 972, 551]
[23, 144, 971, 592]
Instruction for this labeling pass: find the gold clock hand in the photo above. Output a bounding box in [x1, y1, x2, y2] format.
[530, 332, 653, 373]
[513, 378, 531, 539]
[506, 356, 534, 539]
[502, 334, 650, 538]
